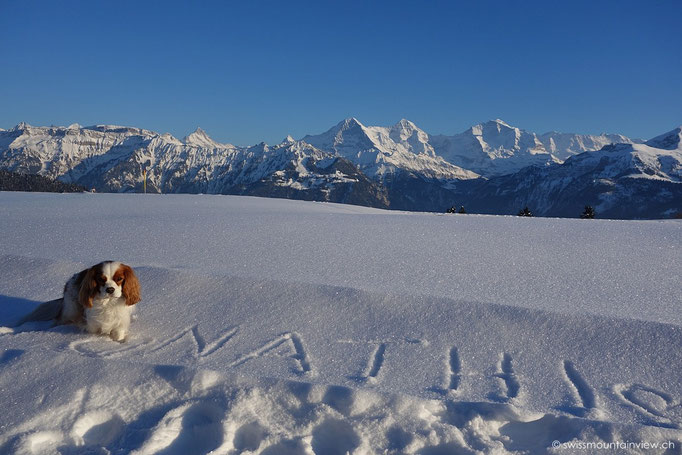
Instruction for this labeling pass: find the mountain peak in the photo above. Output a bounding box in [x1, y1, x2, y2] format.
[645, 126, 682, 151]
[282, 135, 296, 143]
[484, 119, 513, 129]
[184, 127, 218, 148]
[160, 132, 182, 144]
[393, 118, 418, 130]
[468, 119, 518, 137]
[12, 122, 32, 131]
[337, 117, 364, 129]
[388, 118, 430, 145]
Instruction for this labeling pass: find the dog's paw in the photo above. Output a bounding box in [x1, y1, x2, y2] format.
[110, 329, 127, 342]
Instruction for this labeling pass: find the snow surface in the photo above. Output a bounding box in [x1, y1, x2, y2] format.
[0, 192, 680, 454]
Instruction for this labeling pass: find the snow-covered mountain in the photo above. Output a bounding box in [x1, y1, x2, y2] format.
[539, 131, 642, 160]
[302, 117, 478, 180]
[430, 119, 560, 176]
[646, 125, 682, 150]
[428, 119, 645, 176]
[0, 123, 388, 207]
[452, 126, 682, 219]
[183, 127, 233, 149]
[300, 118, 484, 211]
[0, 119, 676, 218]
[0, 123, 161, 182]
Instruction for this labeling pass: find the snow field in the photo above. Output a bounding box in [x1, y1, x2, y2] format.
[0, 192, 680, 454]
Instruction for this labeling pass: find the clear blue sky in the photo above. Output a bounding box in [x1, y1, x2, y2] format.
[1, 0, 680, 145]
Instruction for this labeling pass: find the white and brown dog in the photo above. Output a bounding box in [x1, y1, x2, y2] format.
[20, 261, 141, 341]
[59, 261, 141, 341]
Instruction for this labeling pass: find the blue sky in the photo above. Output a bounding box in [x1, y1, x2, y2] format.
[1, 0, 680, 145]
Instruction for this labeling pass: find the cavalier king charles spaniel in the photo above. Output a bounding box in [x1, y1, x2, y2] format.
[57, 261, 141, 341]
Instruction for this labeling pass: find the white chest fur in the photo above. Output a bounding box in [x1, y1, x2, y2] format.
[85, 296, 132, 342]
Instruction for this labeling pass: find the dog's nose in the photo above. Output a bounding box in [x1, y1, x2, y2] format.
[106, 287, 115, 294]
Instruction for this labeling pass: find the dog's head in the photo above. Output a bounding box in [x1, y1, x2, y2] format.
[79, 261, 141, 308]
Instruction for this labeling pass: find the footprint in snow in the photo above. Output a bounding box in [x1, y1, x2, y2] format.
[311, 419, 360, 455]
[131, 402, 224, 455]
[233, 421, 267, 453]
[11, 430, 64, 455]
[71, 410, 125, 447]
[260, 438, 310, 455]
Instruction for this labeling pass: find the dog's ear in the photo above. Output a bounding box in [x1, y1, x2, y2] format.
[121, 264, 141, 306]
[78, 266, 97, 308]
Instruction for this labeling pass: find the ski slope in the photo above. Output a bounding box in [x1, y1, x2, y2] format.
[0, 192, 680, 454]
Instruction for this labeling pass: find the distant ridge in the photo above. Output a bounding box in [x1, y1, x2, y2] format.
[0, 119, 679, 218]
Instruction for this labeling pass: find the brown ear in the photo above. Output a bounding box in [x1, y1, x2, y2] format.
[78, 267, 96, 308]
[121, 264, 141, 306]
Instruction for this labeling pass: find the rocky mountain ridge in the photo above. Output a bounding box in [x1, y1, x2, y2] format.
[1, 120, 678, 218]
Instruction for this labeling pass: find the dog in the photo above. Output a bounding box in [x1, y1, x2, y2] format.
[18, 261, 141, 341]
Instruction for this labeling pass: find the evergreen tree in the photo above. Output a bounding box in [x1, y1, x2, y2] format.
[580, 205, 595, 219]
[517, 206, 533, 217]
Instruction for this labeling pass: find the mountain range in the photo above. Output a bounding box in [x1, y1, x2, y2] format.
[0, 119, 680, 219]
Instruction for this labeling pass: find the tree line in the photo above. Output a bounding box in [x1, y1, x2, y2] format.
[0, 170, 86, 193]
[446, 204, 597, 219]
